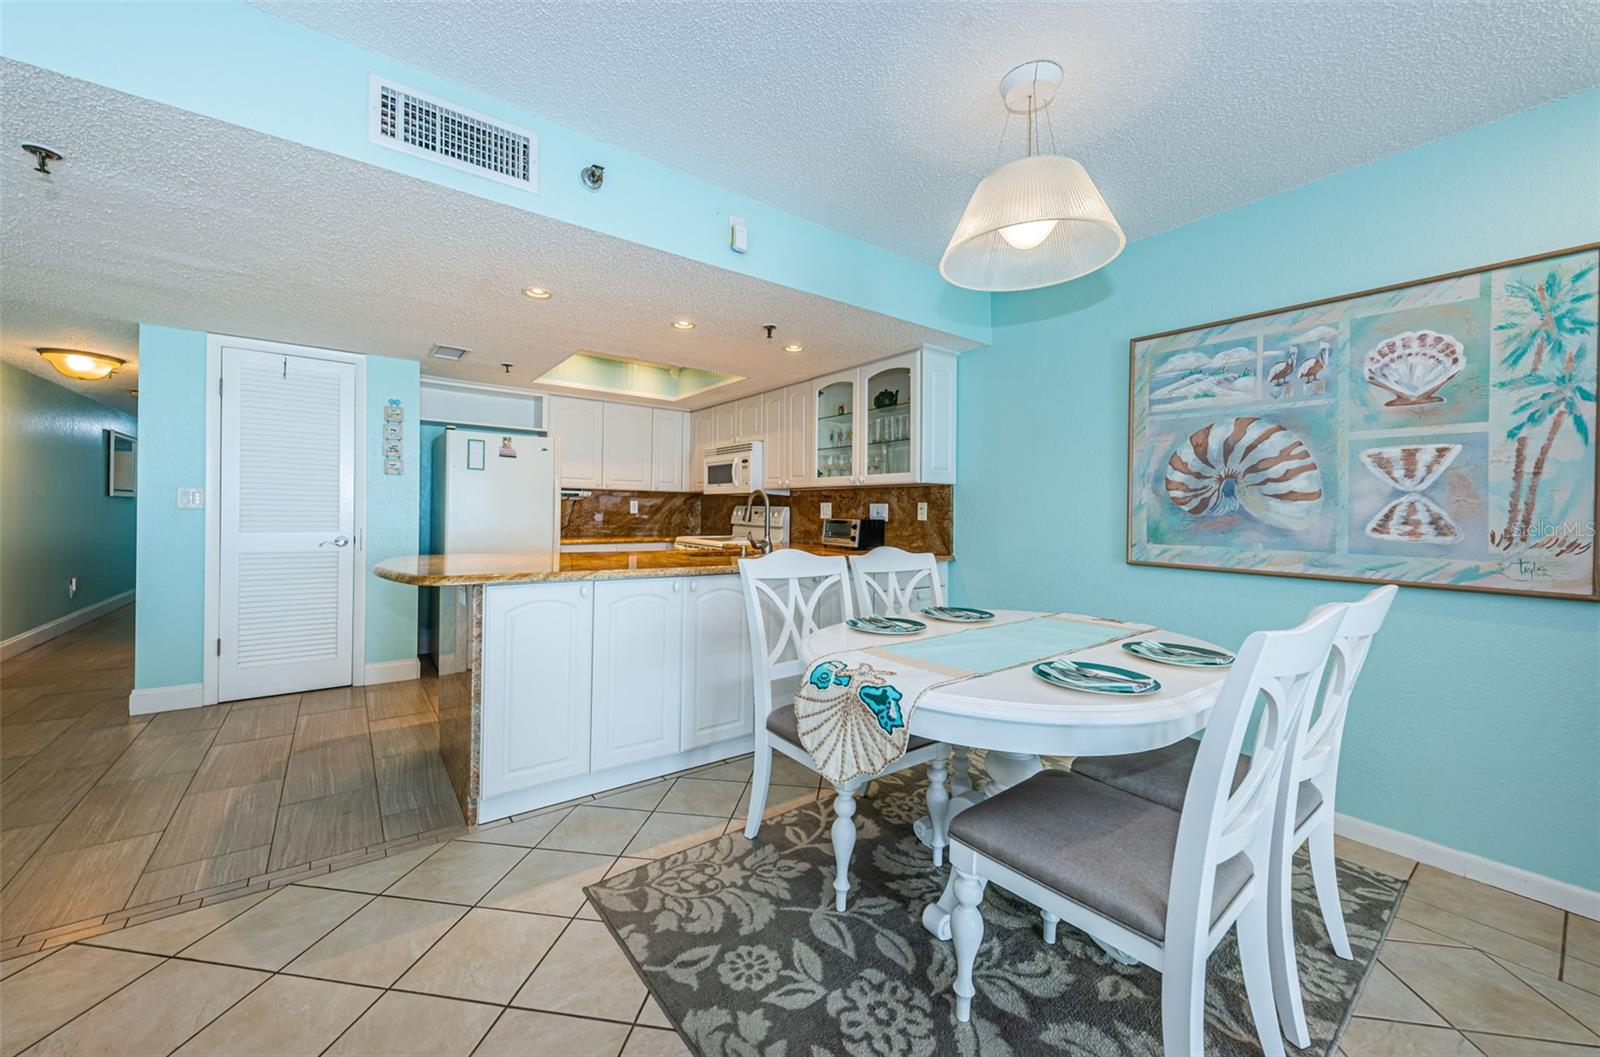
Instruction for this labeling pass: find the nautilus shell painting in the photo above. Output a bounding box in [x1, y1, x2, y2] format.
[1164, 417, 1323, 529]
[1364, 330, 1465, 407]
[1128, 247, 1597, 600]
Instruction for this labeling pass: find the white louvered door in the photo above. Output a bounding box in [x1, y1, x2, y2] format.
[219, 347, 356, 701]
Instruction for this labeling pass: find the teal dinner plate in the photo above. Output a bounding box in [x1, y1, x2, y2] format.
[1122, 639, 1235, 667]
[1032, 659, 1160, 695]
[919, 606, 995, 623]
[846, 616, 927, 635]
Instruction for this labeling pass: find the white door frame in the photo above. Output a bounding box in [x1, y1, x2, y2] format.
[203, 333, 368, 706]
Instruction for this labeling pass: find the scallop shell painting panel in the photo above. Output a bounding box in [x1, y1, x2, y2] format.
[1127, 246, 1597, 599]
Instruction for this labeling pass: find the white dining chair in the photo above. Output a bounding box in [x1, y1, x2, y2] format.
[848, 546, 945, 616]
[738, 548, 950, 910]
[847, 545, 968, 860]
[1072, 585, 1396, 1046]
[946, 605, 1341, 1057]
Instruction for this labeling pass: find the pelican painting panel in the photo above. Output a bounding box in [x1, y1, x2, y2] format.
[1128, 246, 1598, 600]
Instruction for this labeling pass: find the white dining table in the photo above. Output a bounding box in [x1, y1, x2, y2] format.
[802, 609, 1233, 940]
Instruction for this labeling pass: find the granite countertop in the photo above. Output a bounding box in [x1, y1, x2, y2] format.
[374, 545, 954, 586]
[560, 535, 677, 544]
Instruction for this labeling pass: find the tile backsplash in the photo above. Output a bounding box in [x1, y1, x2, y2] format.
[562, 485, 955, 555]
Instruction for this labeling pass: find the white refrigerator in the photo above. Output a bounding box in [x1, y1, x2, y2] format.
[429, 428, 560, 668]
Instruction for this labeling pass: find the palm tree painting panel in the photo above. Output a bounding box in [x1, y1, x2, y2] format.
[1128, 246, 1597, 600]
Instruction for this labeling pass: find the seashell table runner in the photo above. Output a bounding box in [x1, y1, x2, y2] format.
[793, 613, 1154, 785]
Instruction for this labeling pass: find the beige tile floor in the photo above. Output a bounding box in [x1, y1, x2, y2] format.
[0, 607, 466, 947]
[4, 612, 1597, 1056]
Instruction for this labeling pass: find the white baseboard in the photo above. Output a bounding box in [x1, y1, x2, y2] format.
[128, 682, 205, 716]
[363, 658, 421, 686]
[1, 591, 133, 660]
[1335, 812, 1600, 918]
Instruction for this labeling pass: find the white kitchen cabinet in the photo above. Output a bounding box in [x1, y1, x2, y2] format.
[690, 409, 714, 489]
[802, 347, 956, 487]
[651, 408, 688, 491]
[712, 402, 738, 447]
[591, 580, 684, 770]
[759, 388, 785, 489]
[734, 396, 763, 443]
[544, 395, 604, 488]
[601, 402, 652, 490]
[681, 576, 754, 748]
[811, 368, 859, 485]
[782, 384, 813, 488]
[480, 582, 593, 797]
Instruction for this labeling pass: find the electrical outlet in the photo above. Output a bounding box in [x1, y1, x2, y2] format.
[175, 487, 204, 509]
[68, 577, 77, 599]
[917, 502, 928, 521]
[869, 502, 888, 521]
[819, 502, 832, 519]
[629, 499, 639, 515]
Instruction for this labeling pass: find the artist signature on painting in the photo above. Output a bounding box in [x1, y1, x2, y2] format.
[1507, 557, 1552, 580]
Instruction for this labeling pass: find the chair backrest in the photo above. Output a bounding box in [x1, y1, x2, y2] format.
[848, 547, 944, 617]
[738, 549, 855, 721]
[1165, 605, 1342, 950]
[1294, 584, 1398, 809]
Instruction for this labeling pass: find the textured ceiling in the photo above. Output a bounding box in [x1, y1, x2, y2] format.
[0, 62, 976, 416]
[252, 0, 1600, 265]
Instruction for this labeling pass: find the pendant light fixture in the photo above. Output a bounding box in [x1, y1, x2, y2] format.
[940, 60, 1125, 292]
[38, 348, 125, 381]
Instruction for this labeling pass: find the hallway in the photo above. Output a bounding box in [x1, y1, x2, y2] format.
[1, 608, 465, 946]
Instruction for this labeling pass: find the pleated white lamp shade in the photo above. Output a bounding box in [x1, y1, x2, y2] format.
[940, 154, 1126, 292]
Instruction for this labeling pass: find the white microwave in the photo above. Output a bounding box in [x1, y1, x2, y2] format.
[703, 441, 763, 494]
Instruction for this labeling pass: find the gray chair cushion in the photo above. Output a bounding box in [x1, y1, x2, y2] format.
[766, 704, 932, 752]
[947, 770, 1253, 943]
[1074, 741, 1322, 827]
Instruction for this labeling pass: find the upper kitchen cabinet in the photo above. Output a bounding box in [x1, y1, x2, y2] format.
[782, 384, 813, 489]
[544, 394, 604, 488]
[601, 402, 653, 489]
[813, 368, 858, 484]
[689, 408, 714, 489]
[651, 408, 689, 492]
[759, 388, 786, 489]
[804, 347, 956, 486]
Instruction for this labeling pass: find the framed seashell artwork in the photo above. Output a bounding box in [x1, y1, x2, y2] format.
[1128, 244, 1598, 600]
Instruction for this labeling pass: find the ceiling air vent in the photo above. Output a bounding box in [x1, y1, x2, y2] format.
[368, 75, 537, 192]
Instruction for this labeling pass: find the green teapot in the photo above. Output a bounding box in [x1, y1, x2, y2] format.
[873, 388, 900, 409]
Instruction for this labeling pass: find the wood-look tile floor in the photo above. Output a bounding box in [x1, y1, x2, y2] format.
[3, 737, 1597, 1057]
[0, 607, 465, 947]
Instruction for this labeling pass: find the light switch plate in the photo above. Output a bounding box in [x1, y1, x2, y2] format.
[176, 487, 204, 509]
[917, 502, 928, 521]
[820, 502, 832, 519]
[869, 502, 888, 521]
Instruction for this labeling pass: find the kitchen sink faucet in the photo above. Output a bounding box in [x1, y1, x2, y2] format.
[746, 488, 774, 553]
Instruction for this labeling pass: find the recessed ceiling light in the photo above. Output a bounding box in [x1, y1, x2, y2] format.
[429, 344, 469, 360]
[38, 348, 124, 381]
[785, 344, 804, 353]
[672, 319, 696, 330]
[522, 287, 552, 299]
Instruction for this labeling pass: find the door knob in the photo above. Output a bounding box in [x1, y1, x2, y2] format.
[320, 535, 350, 548]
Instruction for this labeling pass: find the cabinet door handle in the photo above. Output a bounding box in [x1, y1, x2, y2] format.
[579, 585, 590, 598]
[672, 582, 682, 593]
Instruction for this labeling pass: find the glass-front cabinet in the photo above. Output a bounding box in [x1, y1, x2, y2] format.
[862, 357, 915, 484]
[813, 371, 856, 482]
[809, 352, 920, 485]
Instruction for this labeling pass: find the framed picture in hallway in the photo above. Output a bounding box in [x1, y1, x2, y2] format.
[1127, 244, 1599, 600]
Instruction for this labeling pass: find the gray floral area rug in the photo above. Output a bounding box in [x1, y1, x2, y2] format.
[587, 768, 1404, 1057]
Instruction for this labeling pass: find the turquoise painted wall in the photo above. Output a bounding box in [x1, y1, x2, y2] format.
[133, 326, 423, 688]
[954, 88, 1600, 889]
[0, 364, 138, 640]
[0, 0, 988, 346]
[365, 357, 421, 665]
[134, 325, 207, 688]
